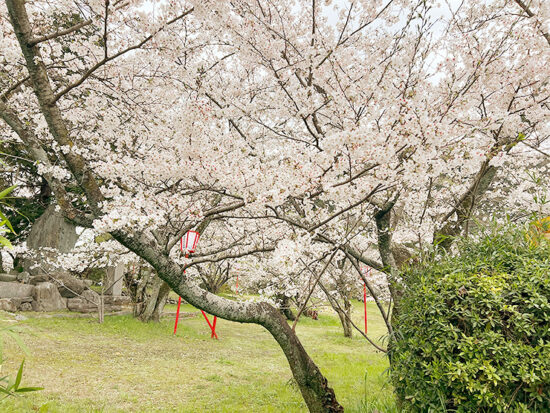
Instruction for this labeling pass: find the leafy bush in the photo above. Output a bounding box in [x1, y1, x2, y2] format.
[390, 227, 550, 412]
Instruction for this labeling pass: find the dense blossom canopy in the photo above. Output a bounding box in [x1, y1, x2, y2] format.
[1, 0, 549, 300]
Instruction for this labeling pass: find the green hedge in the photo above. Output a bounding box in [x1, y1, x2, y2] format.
[390, 228, 550, 412]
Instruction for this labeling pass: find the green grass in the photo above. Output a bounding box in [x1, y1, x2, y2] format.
[0, 301, 395, 412]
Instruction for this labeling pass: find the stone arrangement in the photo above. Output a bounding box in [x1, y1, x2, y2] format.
[0, 204, 131, 314]
[0, 271, 130, 313]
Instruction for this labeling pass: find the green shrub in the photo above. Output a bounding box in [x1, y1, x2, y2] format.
[390, 227, 550, 412]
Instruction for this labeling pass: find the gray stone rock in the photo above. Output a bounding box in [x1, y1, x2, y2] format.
[20, 302, 32, 312]
[15, 314, 28, 320]
[0, 298, 17, 312]
[4, 297, 33, 310]
[26, 205, 79, 251]
[0, 281, 35, 298]
[0, 273, 17, 282]
[67, 289, 99, 313]
[31, 282, 67, 312]
[29, 274, 50, 285]
[16, 271, 30, 284]
[105, 263, 125, 296]
[23, 204, 79, 275]
[50, 272, 88, 298]
[103, 295, 131, 306]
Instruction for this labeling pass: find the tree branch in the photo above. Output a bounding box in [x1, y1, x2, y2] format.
[513, 0, 550, 46]
[28, 19, 93, 46]
[53, 8, 194, 102]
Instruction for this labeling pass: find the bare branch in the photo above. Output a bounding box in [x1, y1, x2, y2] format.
[28, 19, 93, 46]
[513, 0, 550, 46]
[291, 249, 338, 331]
[53, 8, 194, 102]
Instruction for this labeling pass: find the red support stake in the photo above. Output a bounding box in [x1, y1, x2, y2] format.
[364, 283, 368, 334]
[174, 296, 182, 335]
[211, 316, 217, 338]
[236, 276, 239, 295]
[201, 310, 219, 339]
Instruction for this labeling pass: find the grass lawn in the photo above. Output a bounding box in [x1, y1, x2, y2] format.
[0, 299, 396, 412]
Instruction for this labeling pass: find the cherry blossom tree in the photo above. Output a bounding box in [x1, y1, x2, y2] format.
[1, 0, 549, 411]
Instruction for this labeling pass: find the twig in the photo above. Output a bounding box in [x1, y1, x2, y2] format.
[291, 249, 338, 331]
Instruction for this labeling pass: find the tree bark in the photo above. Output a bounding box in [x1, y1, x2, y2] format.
[111, 229, 343, 413]
[342, 297, 353, 338]
[278, 294, 296, 321]
[139, 276, 170, 322]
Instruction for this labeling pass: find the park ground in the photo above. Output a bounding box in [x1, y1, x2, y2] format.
[0, 299, 396, 412]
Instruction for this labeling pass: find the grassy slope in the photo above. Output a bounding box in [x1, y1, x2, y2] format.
[0, 300, 396, 412]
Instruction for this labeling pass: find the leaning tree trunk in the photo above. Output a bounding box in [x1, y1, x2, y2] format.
[328, 297, 352, 338]
[4, 2, 344, 411]
[113, 230, 344, 413]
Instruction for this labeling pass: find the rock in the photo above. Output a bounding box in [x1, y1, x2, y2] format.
[26, 205, 79, 252]
[0, 273, 17, 282]
[103, 295, 131, 306]
[16, 271, 30, 284]
[20, 302, 32, 312]
[46, 272, 88, 298]
[67, 289, 99, 313]
[105, 263, 125, 296]
[0, 298, 17, 312]
[0, 281, 35, 298]
[3, 297, 33, 310]
[23, 204, 79, 275]
[31, 282, 67, 311]
[15, 314, 28, 320]
[29, 274, 50, 285]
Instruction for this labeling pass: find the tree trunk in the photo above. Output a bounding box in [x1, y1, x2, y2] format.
[335, 297, 353, 338]
[112, 230, 343, 413]
[139, 275, 171, 322]
[334, 309, 352, 338]
[278, 294, 296, 321]
[343, 298, 352, 338]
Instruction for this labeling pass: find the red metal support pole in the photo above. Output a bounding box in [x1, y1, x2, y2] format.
[201, 310, 219, 339]
[174, 296, 182, 335]
[211, 316, 217, 338]
[363, 283, 367, 334]
[174, 264, 186, 335]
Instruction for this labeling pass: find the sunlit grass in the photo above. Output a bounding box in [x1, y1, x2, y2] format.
[0, 300, 395, 412]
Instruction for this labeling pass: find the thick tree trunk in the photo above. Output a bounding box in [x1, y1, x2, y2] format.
[333, 301, 352, 338]
[112, 230, 343, 413]
[139, 276, 170, 322]
[151, 281, 171, 321]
